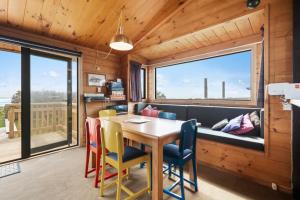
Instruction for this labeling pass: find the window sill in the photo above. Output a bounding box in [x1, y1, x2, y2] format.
[150, 99, 257, 107]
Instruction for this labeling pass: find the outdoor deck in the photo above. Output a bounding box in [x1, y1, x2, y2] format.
[0, 128, 76, 163]
[0, 102, 78, 163]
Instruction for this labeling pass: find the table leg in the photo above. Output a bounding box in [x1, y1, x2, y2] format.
[151, 139, 163, 200]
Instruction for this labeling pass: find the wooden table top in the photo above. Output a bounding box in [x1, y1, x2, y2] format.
[100, 114, 185, 139]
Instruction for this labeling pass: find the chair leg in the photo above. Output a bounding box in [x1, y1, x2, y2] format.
[192, 158, 198, 192]
[116, 168, 123, 200]
[140, 144, 146, 168]
[168, 163, 172, 178]
[84, 147, 90, 178]
[126, 168, 130, 179]
[179, 166, 185, 200]
[94, 152, 101, 188]
[99, 159, 106, 197]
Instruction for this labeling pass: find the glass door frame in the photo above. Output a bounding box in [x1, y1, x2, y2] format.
[21, 47, 78, 159]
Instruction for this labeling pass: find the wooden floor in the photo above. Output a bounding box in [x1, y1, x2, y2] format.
[0, 128, 75, 163]
[0, 148, 292, 200]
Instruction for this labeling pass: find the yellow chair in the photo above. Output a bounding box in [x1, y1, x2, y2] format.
[99, 120, 151, 200]
[99, 109, 117, 118]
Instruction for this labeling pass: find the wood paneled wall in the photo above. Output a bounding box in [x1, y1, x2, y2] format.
[133, 0, 293, 193]
[0, 26, 122, 146]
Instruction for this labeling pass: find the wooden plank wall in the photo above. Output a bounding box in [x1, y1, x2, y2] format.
[0, 26, 122, 146]
[197, 0, 293, 192]
[132, 0, 293, 193]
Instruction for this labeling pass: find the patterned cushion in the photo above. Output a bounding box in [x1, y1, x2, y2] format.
[107, 146, 146, 162]
[211, 119, 229, 130]
[163, 144, 192, 158]
[250, 111, 261, 134]
[231, 114, 254, 135]
[221, 115, 243, 133]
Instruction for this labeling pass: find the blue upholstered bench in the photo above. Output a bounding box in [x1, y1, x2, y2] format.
[134, 103, 264, 151]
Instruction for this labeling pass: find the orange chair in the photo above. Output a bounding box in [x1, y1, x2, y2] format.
[84, 117, 122, 188]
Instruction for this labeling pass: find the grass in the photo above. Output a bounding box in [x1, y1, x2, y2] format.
[0, 107, 5, 128]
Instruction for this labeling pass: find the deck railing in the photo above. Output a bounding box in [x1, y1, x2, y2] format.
[5, 102, 77, 139]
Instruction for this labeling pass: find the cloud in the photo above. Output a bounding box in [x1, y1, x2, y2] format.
[0, 83, 7, 87]
[156, 74, 168, 87]
[49, 70, 59, 78]
[238, 79, 245, 85]
[182, 79, 191, 84]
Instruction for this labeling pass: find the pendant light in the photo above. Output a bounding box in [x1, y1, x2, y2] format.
[109, 9, 133, 51]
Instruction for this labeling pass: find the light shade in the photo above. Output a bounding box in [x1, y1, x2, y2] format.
[110, 34, 133, 51]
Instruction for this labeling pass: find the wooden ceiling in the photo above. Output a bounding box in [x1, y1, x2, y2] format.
[0, 0, 265, 60]
[135, 10, 264, 60]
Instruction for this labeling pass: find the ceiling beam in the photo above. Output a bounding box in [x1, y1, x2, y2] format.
[133, 0, 265, 52]
[133, 0, 193, 46]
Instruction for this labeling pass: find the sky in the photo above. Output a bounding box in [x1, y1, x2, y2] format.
[0, 51, 77, 100]
[0, 49, 251, 100]
[156, 51, 251, 99]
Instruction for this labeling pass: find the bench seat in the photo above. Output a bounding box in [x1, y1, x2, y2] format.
[134, 103, 265, 151]
[197, 127, 264, 151]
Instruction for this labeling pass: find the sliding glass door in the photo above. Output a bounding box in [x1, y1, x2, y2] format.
[0, 39, 78, 164]
[0, 42, 21, 163]
[0, 41, 78, 164]
[30, 51, 73, 154]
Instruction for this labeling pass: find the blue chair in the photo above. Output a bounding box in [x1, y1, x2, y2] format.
[163, 119, 198, 200]
[140, 112, 177, 168]
[158, 112, 177, 120]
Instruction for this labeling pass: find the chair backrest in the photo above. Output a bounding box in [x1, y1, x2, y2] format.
[101, 120, 124, 156]
[85, 117, 101, 148]
[158, 112, 176, 120]
[99, 109, 117, 118]
[179, 119, 197, 156]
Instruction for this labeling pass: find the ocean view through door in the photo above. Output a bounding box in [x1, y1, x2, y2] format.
[30, 51, 78, 154]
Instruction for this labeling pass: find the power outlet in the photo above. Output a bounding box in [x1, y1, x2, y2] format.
[272, 183, 278, 191]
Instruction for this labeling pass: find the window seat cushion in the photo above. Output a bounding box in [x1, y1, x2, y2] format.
[197, 127, 264, 151]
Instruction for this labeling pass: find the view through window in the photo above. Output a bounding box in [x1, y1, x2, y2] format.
[0, 40, 79, 163]
[155, 51, 252, 100]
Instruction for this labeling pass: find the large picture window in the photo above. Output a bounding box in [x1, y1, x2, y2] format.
[155, 50, 252, 100]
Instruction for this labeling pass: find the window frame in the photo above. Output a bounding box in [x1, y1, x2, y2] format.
[151, 44, 259, 106]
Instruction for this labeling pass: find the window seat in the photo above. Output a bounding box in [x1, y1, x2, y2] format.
[133, 102, 264, 151]
[197, 127, 264, 151]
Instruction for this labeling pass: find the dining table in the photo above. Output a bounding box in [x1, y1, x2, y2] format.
[100, 114, 197, 200]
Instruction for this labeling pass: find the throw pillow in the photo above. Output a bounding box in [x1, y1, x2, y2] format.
[249, 111, 260, 126]
[141, 106, 159, 117]
[211, 119, 229, 131]
[249, 111, 261, 134]
[231, 114, 254, 135]
[221, 115, 243, 133]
